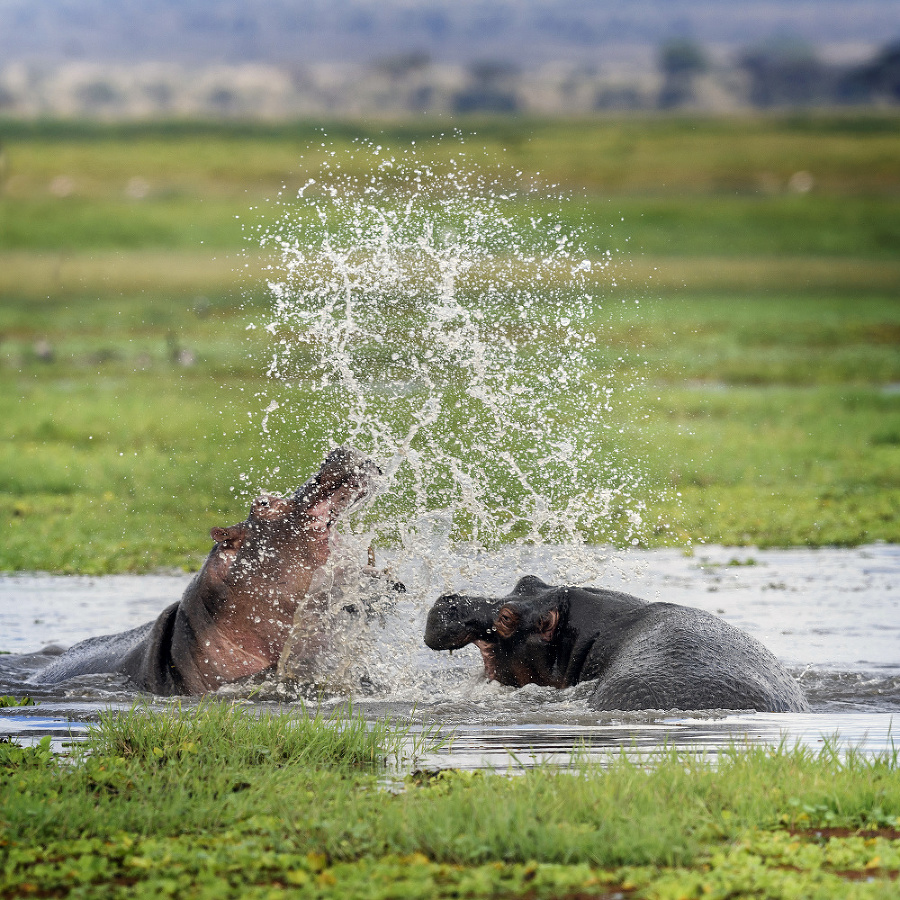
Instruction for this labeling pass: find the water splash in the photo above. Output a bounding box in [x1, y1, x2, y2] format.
[244, 137, 658, 602]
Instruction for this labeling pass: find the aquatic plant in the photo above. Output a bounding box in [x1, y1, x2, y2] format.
[86, 699, 446, 771]
[1, 712, 898, 897]
[0, 695, 36, 707]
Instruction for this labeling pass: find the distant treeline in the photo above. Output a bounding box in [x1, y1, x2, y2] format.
[0, 37, 898, 119]
[2, 0, 899, 66]
[658, 37, 900, 109]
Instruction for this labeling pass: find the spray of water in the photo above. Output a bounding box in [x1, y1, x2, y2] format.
[238, 137, 661, 692]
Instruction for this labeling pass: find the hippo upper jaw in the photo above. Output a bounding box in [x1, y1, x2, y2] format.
[293, 447, 382, 515]
[424, 594, 501, 651]
[423, 585, 575, 688]
[295, 464, 381, 568]
[223, 448, 382, 575]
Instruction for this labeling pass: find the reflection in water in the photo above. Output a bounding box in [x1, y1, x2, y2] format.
[397, 713, 900, 773]
[1, 544, 897, 769]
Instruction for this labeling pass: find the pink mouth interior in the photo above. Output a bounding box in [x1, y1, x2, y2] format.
[474, 640, 498, 680]
[306, 480, 369, 531]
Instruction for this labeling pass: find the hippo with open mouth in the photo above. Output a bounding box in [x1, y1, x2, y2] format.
[425, 576, 809, 712]
[33, 447, 381, 696]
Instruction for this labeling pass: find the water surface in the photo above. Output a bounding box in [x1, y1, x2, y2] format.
[2, 544, 897, 769]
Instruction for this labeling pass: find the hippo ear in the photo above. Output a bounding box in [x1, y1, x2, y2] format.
[538, 609, 559, 641]
[210, 524, 246, 549]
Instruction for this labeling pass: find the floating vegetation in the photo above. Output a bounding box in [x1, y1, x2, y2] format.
[1, 715, 898, 898]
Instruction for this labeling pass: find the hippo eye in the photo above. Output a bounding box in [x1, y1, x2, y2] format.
[495, 608, 519, 637]
[258, 498, 269, 507]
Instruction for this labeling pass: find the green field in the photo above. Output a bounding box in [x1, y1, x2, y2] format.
[2, 702, 898, 898]
[1, 115, 899, 572]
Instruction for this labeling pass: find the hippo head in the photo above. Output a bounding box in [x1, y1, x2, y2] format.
[207, 447, 381, 590]
[425, 577, 567, 688]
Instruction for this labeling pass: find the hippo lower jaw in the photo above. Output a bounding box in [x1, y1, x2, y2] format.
[474, 640, 499, 680]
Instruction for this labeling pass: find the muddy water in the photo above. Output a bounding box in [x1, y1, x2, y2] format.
[1, 544, 897, 770]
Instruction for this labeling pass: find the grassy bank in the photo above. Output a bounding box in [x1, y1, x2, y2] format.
[2, 704, 899, 898]
[1, 115, 898, 570]
[2, 116, 898, 261]
[2, 287, 897, 572]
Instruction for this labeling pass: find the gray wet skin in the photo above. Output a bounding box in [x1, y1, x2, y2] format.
[425, 575, 809, 712]
[34, 447, 380, 696]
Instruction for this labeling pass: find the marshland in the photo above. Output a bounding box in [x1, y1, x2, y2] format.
[1, 114, 899, 897]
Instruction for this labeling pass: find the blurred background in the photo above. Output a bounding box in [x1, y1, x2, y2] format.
[1, 0, 899, 116]
[1, 0, 898, 573]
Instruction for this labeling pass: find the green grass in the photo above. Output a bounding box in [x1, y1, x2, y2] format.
[85, 700, 440, 772]
[4, 194, 898, 257]
[1, 704, 898, 898]
[1, 114, 899, 569]
[1, 288, 898, 571]
[0, 372, 312, 573]
[3, 114, 898, 195]
[2, 115, 899, 256]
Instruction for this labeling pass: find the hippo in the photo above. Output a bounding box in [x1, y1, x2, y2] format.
[33, 447, 381, 696]
[424, 576, 809, 712]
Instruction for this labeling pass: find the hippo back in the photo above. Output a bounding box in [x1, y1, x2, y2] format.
[582, 602, 808, 712]
[31, 602, 188, 695]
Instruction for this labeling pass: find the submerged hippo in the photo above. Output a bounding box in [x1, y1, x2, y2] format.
[34, 447, 381, 696]
[425, 576, 808, 712]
